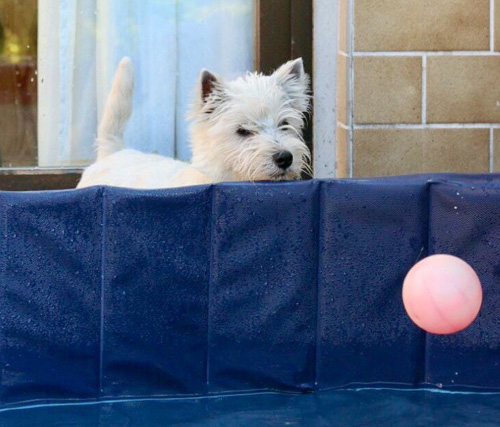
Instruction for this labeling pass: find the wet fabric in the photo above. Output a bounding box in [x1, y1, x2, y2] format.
[0, 175, 498, 420]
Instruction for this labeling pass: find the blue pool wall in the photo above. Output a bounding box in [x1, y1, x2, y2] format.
[0, 174, 499, 408]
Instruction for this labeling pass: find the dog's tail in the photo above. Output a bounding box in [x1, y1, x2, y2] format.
[96, 57, 134, 160]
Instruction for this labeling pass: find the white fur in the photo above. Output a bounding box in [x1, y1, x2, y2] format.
[77, 57, 311, 189]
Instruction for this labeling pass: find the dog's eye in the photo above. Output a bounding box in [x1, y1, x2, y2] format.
[279, 120, 289, 128]
[237, 127, 253, 137]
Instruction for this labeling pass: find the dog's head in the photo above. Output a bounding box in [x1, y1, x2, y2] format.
[189, 58, 311, 182]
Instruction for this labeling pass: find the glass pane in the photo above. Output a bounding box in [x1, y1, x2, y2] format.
[0, 0, 38, 167]
[0, 0, 255, 168]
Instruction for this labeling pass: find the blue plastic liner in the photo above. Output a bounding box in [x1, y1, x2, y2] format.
[0, 175, 499, 413]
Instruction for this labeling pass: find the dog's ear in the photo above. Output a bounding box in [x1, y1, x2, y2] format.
[199, 70, 219, 102]
[273, 58, 310, 113]
[274, 58, 305, 81]
[189, 69, 226, 120]
[196, 69, 227, 116]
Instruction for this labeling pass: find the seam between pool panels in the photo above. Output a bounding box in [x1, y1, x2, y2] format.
[314, 181, 323, 389]
[0, 194, 8, 398]
[206, 185, 216, 392]
[423, 181, 433, 387]
[99, 187, 107, 398]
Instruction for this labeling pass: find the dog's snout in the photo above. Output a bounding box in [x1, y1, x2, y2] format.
[273, 151, 293, 170]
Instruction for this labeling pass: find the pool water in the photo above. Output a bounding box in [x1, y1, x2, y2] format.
[1, 389, 499, 426]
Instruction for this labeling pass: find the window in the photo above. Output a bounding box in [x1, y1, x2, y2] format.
[0, 0, 312, 190]
[0, 0, 37, 167]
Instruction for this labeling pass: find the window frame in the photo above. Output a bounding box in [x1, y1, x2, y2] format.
[256, 0, 313, 169]
[0, 0, 313, 190]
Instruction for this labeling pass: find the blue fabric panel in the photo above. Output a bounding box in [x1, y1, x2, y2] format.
[209, 181, 319, 392]
[101, 186, 211, 398]
[318, 180, 428, 389]
[0, 188, 102, 404]
[0, 175, 499, 411]
[426, 182, 500, 389]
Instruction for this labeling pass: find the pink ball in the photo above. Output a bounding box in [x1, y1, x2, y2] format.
[402, 254, 483, 335]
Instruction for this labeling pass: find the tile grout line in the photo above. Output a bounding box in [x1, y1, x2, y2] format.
[354, 51, 500, 57]
[354, 123, 500, 129]
[421, 55, 427, 125]
[348, 0, 355, 177]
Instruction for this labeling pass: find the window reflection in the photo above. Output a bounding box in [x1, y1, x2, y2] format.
[0, 0, 37, 167]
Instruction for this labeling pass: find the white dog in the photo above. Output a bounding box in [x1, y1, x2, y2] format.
[77, 57, 311, 189]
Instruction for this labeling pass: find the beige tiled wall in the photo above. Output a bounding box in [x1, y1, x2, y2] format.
[354, 57, 422, 124]
[495, 130, 500, 171]
[336, 0, 350, 176]
[355, 0, 490, 52]
[337, 0, 500, 177]
[427, 57, 500, 123]
[353, 129, 490, 177]
[336, 125, 349, 177]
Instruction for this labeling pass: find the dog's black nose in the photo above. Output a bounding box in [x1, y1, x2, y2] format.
[273, 151, 293, 170]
